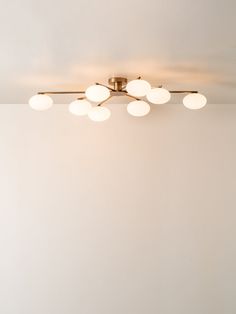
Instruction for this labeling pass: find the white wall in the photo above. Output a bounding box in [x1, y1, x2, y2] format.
[0, 103, 235, 314]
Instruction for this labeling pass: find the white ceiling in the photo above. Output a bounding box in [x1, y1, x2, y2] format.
[1, 0, 236, 103]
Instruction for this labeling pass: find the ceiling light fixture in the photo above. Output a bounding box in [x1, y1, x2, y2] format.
[29, 77, 207, 121]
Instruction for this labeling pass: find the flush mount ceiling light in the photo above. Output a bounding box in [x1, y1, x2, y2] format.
[29, 77, 207, 121]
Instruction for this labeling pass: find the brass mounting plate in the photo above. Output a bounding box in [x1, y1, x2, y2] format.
[108, 77, 128, 86]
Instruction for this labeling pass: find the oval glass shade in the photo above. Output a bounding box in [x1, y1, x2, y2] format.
[127, 100, 150, 117]
[183, 93, 207, 110]
[147, 88, 171, 104]
[29, 94, 53, 111]
[126, 79, 151, 97]
[88, 106, 111, 121]
[69, 99, 92, 116]
[86, 85, 110, 102]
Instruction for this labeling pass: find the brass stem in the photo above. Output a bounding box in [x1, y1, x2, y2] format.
[123, 92, 141, 101]
[95, 83, 116, 92]
[169, 90, 198, 94]
[97, 95, 113, 106]
[38, 91, 85, 95]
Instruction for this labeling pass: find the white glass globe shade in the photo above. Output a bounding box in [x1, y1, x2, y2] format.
[88, 106, 111, 122]
[127, 100, 150, 117]
[183, 93, 207, 110]
[29, 94, 53, 111]
[85, 85, 110, 102]
[147, 88, 171, 104]
[69, 99, 92, 116]
[126, 79, 151, 97]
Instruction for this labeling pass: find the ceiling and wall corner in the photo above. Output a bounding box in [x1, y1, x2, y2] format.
[0, 1, 236, 314]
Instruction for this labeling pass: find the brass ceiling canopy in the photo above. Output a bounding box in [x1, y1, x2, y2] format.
[29, 76, 207, 121]
[108, 77, 128, 91]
